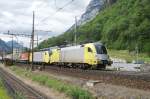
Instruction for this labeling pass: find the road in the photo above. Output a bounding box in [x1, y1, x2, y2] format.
[108, 62, 141, 71]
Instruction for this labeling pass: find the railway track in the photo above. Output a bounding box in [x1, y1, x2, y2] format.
[17, 63, 150, 91]
[44, 65, 150, 91]
[0, 67, 48, 99]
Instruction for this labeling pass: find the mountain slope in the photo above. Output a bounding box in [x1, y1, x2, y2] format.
[7, 41, 23, 49]
[38, 0, 150, 53]
[0, 39, 11, 52]
[84, 0, 150, 52]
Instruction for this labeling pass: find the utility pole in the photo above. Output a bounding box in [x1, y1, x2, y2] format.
[7, 30, 14, 64]
[37, 33, 38, 47]
[74, 16, 77, 45]
[31, 11, 35, 70]
[12, 33, 14, 63]
[4, 30, 14, 64]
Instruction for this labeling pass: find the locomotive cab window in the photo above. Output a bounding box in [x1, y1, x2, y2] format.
[88, 47, 93, 52]
[95, 44, 107, 54]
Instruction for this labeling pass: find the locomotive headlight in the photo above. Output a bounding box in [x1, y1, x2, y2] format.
[95, 55, 99, 60]
[108, 55, 110, 59]
[95, 54, 98, 58]
[95, 54, 101, 64]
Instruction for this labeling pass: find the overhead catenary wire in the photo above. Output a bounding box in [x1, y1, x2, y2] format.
[37, 0, 75, 26]
[54, 0, 57, 9]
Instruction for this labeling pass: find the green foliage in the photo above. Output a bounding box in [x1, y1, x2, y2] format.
[108, 49, 150, 63]
[0, 78, 11, 99]
[38, 0, 150, 54]
[15, 92, 25, 99]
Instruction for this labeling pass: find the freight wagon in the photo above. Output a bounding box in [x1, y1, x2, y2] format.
[20, 52, 29, 63]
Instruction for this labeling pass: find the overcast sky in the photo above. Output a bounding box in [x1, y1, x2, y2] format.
[0, 0, 91, 47]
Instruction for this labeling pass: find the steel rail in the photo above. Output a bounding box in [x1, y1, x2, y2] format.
[0, 67, 48, 99]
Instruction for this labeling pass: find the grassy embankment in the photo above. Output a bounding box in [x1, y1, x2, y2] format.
[9, 66, 93, 99]
[0, 78, 11, 99]
[108, 49, 150, 63]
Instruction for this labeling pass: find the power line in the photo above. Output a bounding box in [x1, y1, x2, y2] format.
[54, 0, 57, 9]
[2, 32, 31, 38]
[37, 0, 75, 26]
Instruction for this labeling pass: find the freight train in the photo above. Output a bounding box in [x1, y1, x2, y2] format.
[4, 42, 112, 69]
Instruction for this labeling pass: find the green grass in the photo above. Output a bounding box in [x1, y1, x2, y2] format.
[10, 66, 93, 99]
[14, 92, 26, 99]
[0, 78, 11, 99]
[108, 49, 150, 63]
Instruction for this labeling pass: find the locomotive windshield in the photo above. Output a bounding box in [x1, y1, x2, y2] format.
[95, 44, 107, 54]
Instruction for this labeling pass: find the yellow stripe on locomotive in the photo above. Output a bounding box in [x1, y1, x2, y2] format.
[49, 48, 60, 64]
[84, 43, 98, 67]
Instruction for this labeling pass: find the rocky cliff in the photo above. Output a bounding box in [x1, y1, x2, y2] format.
[78, 0, 105, 25]
[67, 0, 116, 32]
[78, 0, 117, 25]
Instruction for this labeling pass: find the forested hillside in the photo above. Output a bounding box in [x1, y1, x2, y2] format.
[38, 0, 150, 53]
